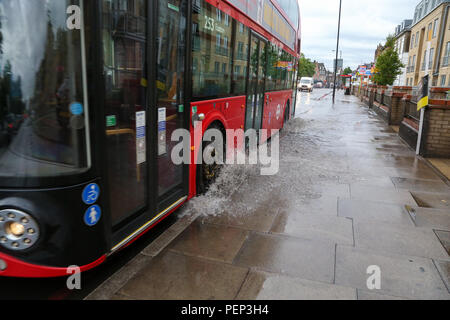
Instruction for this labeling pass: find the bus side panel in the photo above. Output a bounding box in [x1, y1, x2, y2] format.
[262, 90, 293, 133]
[188, 97, 247, 198]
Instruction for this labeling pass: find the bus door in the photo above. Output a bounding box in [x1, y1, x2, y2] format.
[102, 0, 150, 229]
[245, 33, 267, 134]
[154, 0, 189, 210]
[102, 0, 189, 245]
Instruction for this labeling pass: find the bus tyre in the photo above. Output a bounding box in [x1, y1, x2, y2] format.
[196, 124, 224, 195]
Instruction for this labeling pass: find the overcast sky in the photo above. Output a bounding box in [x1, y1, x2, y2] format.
[300, 0, 418, 71]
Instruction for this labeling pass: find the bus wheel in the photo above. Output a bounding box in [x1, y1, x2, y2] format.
[196, 124, 224, 195]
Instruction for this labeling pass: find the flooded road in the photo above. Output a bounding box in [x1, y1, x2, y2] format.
[24, 89, 450, 300]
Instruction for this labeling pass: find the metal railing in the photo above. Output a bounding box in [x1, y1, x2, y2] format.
[404, 99, 420, 122]
[383, 95, 392, 107]
[375, 93, 383, 103]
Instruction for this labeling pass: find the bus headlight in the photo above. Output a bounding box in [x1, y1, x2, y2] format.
[0, 210, 40, 251]
[6, 222, 26, 237]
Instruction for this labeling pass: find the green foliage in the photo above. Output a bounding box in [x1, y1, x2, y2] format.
[343, 67, 352, 75]
[373, 36, 404, 86]
[298, 53, 315, 78]
[384, 35, 395, 49]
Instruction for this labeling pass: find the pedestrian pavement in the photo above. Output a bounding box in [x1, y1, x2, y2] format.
[428, 158, 450, 181]
[87, 89, 450, 300]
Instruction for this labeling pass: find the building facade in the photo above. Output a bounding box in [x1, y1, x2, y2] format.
[406, 0, 450, 86]
[374, 44, 385, 63]
[313, 62, 327, 83]
[394, 20, 412, 86]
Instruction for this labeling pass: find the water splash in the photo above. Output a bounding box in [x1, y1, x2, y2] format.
[181, 92, 383, 219]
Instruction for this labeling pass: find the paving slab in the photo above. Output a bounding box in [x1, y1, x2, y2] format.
[411, 192, 450, 210]
[236, 271, 356, 300]
[311, 183, 351, 198]
[340, 176, 396, 188]
[350, 185, 417, 206]
[435, 230, 450, 255]
[201, 200, 279, 233]
[385, 167, 442, 181]
[407, 207, 450, 230]
[354, 221, 449, 261]
[391, 177, 450, 193]
[86, 253, 153, 300]
[118, 251, 249, 300]
[357, 290, 410, 300]
[287, 195, 339, 216]
[345, 162, 393, 177]
[434, 260, 450, 292]
[338, 198, 414, 226]
[271, 212, 354, 245]
[427, 158, 450, 180]
[233, 233, 335, 283]
[111, 293, 134, 300]
[167, 220, 249, 263]
[335, 246, 450, 300]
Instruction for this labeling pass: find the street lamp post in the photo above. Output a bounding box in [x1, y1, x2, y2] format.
[332, 0, 343, 104]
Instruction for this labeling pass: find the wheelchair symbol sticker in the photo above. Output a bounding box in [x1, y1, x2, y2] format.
[84, 205, 101, 227]
[82, 183, 100, 205]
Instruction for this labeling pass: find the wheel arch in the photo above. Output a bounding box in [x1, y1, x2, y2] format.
[189, 114, 228, 198]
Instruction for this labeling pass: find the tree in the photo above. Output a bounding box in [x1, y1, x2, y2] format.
[373, 36, 404, 85]
[298, 53, 315, 78]
[343, 67, 352, 75]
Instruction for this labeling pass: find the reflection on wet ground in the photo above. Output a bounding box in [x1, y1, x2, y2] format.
[90, 89, 450, 300]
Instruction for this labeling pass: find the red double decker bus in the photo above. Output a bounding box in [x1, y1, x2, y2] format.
[0, 0, 301, 277]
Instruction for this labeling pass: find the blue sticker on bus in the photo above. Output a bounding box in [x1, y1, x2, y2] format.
[82, 183, 100, 205]
[70, 102, 84, 115]
[84, 205, 102, 227]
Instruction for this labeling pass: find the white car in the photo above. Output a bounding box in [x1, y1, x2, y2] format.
[299, 77, 313, 92]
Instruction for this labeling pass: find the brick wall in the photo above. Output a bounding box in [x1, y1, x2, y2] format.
[430, 87, 450, 100]
[388, 93, 406, 125]
[375, 86, 386, 104]
[422, 105, 450, 157]
[392, 86, 413, 95]
[368, 88, 375, 107]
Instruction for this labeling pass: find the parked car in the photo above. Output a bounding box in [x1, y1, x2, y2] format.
[299, 77, 313, 92]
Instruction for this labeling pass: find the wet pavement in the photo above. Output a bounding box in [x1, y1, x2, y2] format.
[88, 89, 450, 300]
